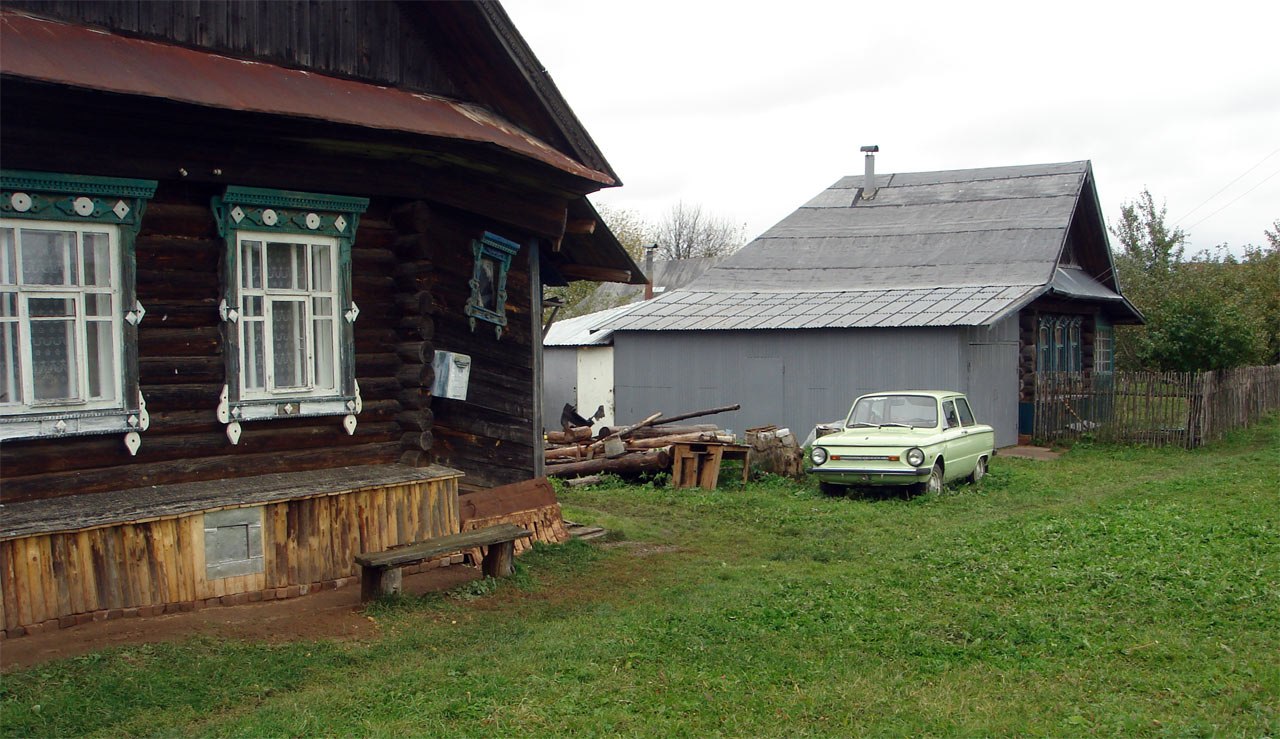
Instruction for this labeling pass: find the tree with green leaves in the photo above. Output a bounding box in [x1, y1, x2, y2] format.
[1110, 191, 1276, 371]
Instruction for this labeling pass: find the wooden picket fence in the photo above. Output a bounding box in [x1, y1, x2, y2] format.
[1033, 365, 1280, 448]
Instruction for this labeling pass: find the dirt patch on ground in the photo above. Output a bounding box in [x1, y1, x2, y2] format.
[0, 565, 482, 672]
[601, 541, 683, 557]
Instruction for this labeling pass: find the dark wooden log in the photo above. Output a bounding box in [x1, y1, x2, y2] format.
[400, 431, 434, 451]
[481, 540, 515, 578]
[545, 426, 592, 444]
[629, 424, 719, 439]
[395, 291, 436, 317]
[395, 410, 435, 431]
[545, 450, 671, 478]
[649, 404, 741, 426]
[397, 388, 434, 410]
[397, 317, 436, 341]
[139, 201, 219, 239]
[0, 422, 402, 478]
[395, 341, 435, 364]
[0, 442, 402, 503]
[559, 264, 631, 283]
[396, 363, 435, 388]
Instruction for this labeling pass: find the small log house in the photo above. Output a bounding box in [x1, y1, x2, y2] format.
[0, 1, 643, 636]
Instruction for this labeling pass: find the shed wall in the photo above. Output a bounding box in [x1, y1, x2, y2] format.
[613, 328, 967, 439]
[962, 316, 1020, 447]
[542, 348, 578, 428]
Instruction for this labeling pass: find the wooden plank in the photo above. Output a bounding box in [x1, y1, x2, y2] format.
[73, 531, 98, 616]
[10, 539, 33, 628]
[189, 515, 210, 601]
[51, 534, 73, 619]
[265, 502, 288, 589]
[354, 524, 531, 568]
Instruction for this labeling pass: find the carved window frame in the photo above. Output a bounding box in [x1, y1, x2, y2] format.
[465, 231, 521, 339]
[212, 186, 368, 444]
[0, 170, 157, 454]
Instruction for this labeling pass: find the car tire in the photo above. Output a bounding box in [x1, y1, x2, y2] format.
[819, 481, 848, 497]
[969, 456, 988, 484]
[924, 461, 944, 494]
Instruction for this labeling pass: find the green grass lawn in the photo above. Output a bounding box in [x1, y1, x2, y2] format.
[3, 418, 1278, 737]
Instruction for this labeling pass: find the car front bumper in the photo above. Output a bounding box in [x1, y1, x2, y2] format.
[804, 466, 933, 486]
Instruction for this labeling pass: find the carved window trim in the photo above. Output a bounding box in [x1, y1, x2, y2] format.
[465, 231, 521, 339]
[0, 170, 156, 454]
[212, 186, 368, 444]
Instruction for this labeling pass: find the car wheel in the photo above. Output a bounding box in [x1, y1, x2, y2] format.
[924, 461, 944, 494]
[819, 481, 848, 497]
[969, 456, 988, 484]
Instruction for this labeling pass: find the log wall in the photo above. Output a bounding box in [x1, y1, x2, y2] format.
[0, 475, 459, 636]
[390, 203, 539, 492]
[0, 185, 404, 502]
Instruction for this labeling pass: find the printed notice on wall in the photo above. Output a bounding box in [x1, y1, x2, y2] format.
[432, 351, 471, 401]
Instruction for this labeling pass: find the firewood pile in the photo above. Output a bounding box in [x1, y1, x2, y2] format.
[544, 404, 740, 480]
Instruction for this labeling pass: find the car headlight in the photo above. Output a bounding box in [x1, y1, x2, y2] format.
[810, 446, 829, 465]
[906, 447, 925, 467]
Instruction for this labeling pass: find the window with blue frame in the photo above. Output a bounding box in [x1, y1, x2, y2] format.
[1037, 315, 1083, 372]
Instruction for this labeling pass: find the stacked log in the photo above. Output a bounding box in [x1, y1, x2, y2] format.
[543, 405, 741, 480]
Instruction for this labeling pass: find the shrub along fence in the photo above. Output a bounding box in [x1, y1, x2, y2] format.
[1034, 364, 1280, 448]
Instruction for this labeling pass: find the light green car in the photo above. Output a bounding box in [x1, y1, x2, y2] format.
[806, 390, 996, 495]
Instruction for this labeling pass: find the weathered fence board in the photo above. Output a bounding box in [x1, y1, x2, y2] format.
[1034, 365, 1280, 447]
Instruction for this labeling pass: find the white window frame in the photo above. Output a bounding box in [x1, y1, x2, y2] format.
[212, 186, 368, 444]
[234, 232, 342, 400]
[0, 170, 156, 450]
[1, 220, 124, 413]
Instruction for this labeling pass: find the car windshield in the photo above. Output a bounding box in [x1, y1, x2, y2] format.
[847, 395, 938, 428]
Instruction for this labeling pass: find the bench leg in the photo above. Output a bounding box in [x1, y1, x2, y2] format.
[360, 565, 402, 603]
[481, 541, 515, 578]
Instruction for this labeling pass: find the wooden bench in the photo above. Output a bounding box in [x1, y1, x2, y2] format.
[353, 523, 531, 603]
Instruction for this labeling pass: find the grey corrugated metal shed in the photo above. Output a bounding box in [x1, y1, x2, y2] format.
[544, 301, 646, 346]
[607, 161, 1140, 331]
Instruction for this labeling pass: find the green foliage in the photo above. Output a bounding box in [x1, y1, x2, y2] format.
[4, 418, 1278, 736]
[1135, 271, 1260, 371]
[1112, 192, 1277, 370]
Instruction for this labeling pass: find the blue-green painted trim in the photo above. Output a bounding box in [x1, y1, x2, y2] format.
[465, 231, 522, 339]
[1, 170, 157, 200]
[214, 185, 363, 418]
[0, 169, 154, 442]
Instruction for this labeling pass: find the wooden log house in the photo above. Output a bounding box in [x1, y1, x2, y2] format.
[0, 1, 644, 637]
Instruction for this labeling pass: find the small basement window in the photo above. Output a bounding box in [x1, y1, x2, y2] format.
[203, 507, 264, 579]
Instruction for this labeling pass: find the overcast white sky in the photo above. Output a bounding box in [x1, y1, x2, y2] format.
[504, 0, 1279, 255]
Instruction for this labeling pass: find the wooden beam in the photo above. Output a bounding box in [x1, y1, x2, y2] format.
[565, 218, 596, 234]
[558, 265, 631, 283]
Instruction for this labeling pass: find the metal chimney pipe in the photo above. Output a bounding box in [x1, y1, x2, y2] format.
[860, 145, 879, 200]
[643, 243, 657, 300]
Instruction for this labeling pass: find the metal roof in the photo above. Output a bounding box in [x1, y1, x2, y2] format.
[607, 161, 1131, 332]
[544, 301, 649, 346]
[0, 11, 614, 186]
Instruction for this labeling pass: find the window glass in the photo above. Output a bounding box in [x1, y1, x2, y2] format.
[0, 296, 20, 406]
[85, 319, 116, 401]
[956, 397, 976, 426]
[29, 297, 78, 402]
[270, 299, 307, 389]
[21, 229, 76, 285]
[2, 228, 16, 284]
[849, 395, 938, 427]
[234, 232, 341, 399]
[942, 400, 959, 428]
[82, 232, 112, 287]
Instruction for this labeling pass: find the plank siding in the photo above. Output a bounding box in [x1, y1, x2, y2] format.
[4, 0, 461, 99]
[1, 477, 458, 632]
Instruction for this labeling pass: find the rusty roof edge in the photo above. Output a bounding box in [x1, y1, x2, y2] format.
[477, 2, 621, 187]
[0, 11, 615, 188]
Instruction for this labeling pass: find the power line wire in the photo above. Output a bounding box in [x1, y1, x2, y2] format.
[1184, 167, 1280, 232]
[1174, 147, 1280, 225]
